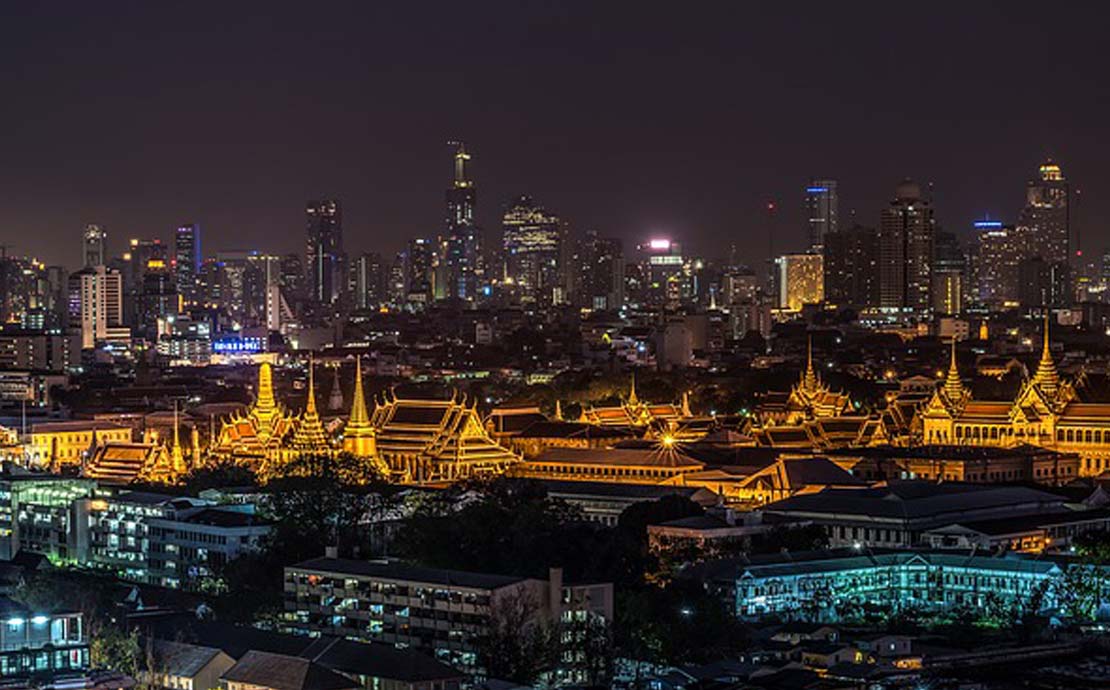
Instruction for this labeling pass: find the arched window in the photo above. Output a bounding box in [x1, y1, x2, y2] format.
[1067, 430, 1075, 443]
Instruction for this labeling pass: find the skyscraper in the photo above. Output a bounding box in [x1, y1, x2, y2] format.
[501, 195, 565, 305]
[878, 180, 935, 313]
[306, 199, 344, 309]
[83, 224, 106, 268]
[442, 142, 482, 302]
[774, 253, 824, 311]
[579, 231, 625, 311]
[931, 230, 965, 316]
[1018, 161, 1070, 265]
[405, 238, 435, 310]
[823, 224, 880, 308]
[805, 180, 838, 251]
[1015, 161, 1071, 306]
[174, 223, 201, 304]
[974, 220, 1021, 309]
[67, 265, 123, 349]
[349, 252, 385, 311]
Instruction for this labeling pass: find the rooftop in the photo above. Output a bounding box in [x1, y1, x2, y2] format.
[291, 557, 528, 590]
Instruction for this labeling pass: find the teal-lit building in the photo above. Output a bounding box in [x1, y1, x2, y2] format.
[0, 468, 95, 562]
[708, 550, 1064, 621]
[0, 596, 88, 682]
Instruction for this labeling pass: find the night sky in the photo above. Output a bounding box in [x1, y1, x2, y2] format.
[2, 2, 1108, 269]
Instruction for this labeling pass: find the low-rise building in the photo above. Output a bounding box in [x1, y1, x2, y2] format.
[0, 466, 95, 561]
[27, 421, 132, 469]
[761, 481, 1070, 548]
[0, 595, 89, 683]
[702, 549, 1063, 621]
[283, 558, 613, 675]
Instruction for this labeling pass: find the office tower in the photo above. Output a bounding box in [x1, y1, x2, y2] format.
[501, 195, 565, 305]
[636, 239, 685, 309]
[805, 180, 838, 251]
[1016, 161, 1071, 306]
[279, 253, 305, 310]
[1018, 257, 1070, 309]
[579, 231, 625, 311]
[405, 238, 435, 309]
[67, 266, 123, 349]
[721, 267, 760, 305]
[442, 142, 482, 302]
[199, 257, 223, 306]
[878, 179, 935, 313]
[931, 230, 965, 316]
[120, 237, 168, 327]
[82, 224, 107, 268]
[774, 253, 824, 311]
[1018, 161, 1070, 265]
[137, 267, 178, 340]
[823, 224, 880, 308]
[174, 224, 201, 303]
[387, 253, 406, 308]
[349, 252, 385, 311]
[974, 220, 1021, 309]
[305, 199, 344, 308]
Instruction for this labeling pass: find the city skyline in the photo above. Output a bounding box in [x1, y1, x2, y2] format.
[1, 3, 1107, 268]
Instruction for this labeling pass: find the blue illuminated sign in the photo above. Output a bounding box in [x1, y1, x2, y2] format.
[973, 220, 1003, 229]
[213, 337, 263, 354]
[806, 187, 829, 193]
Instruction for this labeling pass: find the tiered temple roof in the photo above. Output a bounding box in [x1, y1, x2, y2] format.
[369, 391, 519, 483]
[757, 339, 853, 426]
[287, 360, 334, 455]
[212, 362, 296, 462]
[579, 375, 691, 429]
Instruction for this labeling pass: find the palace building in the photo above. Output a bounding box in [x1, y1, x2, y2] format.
[368, 391, 519, 483]
[755, 340, 853, 426]
[920, 317, 1110, 477]
[578, 375, 692, 429]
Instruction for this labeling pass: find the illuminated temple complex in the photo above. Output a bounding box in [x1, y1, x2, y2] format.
[920, 317, 1110, 477]
[210, 361, 517, 482]
[579, 376, 692, 429]
[748, 340, 891, 449]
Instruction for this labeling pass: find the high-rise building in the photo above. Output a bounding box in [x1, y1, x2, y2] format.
[442, 142, 482, 302]
[1018, 256, 1070, 309]
[67, 266, 124, 349]
[501, 195, 565, 305]
[823, 224, 880, 308]
[774, 253, 824, 311]
[82, 224, 106, 268]
[174, 224, 201, 304]
[349, 252, 386, 311]
[579, 231, 625, 311]
[1015, 161, 1071, 307]
[974, 220, 1021, 309]
[306, 199, 344, 309]
[635, 239, 686, 309]
[805, 180, 838, 251]
[931, 230, 965, 316]
[405, 238, 435, 310]
[1018, 161, 1070, 265]
[878, 180, 935, 313]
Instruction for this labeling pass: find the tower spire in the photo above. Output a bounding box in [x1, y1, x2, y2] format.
[256, 362, 276, 413]
[943, 337, 965, 401]
[349, 356, 369, 427]
[802, 336, 820, 392]
[1032, 310, 1060, 392]
[305, 356, 318, 417]
[171, 400, 187, 476]
[628, 372, 639, 405]
[553, 399, 564, 422]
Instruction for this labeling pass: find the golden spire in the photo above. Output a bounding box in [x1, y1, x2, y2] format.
[628, 372, 639, 405]
[171, 401, 187, 476]
[343, 356, 378, 461]
[256, 362, 276, 412]
[943, 337, 965, 401]
[553, 399, 564, 421]
[348, 356, 370, 427]
[1032, 311, 1060, 392]
[305, 356, 318, 417]
[291, 355, 331, 453]
[681, 390, 692, 417]
[802, 336, 819, 392]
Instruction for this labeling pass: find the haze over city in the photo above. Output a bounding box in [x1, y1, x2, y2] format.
[2, 2, 1108, 267]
